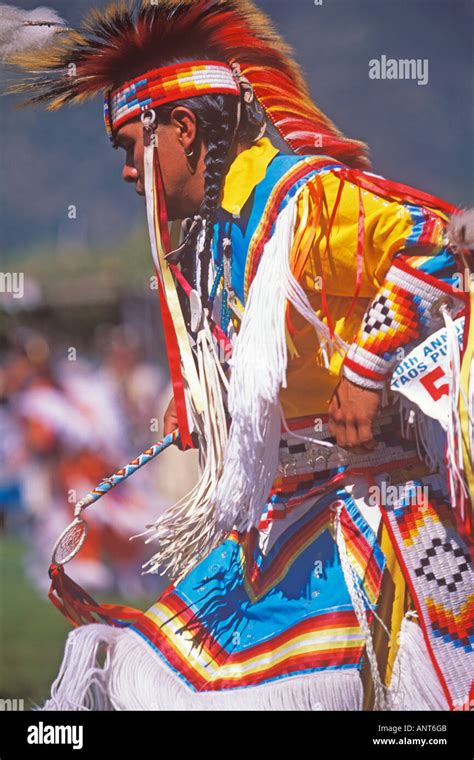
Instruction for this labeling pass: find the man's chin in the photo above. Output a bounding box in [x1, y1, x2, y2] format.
[164, 205, 183, 222]
[167, 203, 201, 222]
[136, 191, 194, 220]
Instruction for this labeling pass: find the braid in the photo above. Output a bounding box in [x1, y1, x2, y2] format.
[152, 55, 267, 318]
[198, 96, 240, 312]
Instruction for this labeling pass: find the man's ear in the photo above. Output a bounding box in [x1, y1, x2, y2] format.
[169, 106, 198, 153]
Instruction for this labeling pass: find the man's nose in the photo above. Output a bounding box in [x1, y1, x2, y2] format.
[122, 164, 139, 184]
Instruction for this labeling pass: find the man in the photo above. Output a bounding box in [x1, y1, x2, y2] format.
[3, 0, 472, 710]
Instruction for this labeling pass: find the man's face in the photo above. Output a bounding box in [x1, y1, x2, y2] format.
[115, 119, 146, 196]
[114, 107, 206, 220]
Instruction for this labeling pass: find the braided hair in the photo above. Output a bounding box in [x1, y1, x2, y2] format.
[152, 57, 266, 314]
[194, 95, 239, 309]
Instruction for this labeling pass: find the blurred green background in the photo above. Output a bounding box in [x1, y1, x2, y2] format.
[0, 536, 158, 708]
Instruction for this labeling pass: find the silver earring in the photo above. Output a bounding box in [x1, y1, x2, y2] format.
[184, 147, 194, 158]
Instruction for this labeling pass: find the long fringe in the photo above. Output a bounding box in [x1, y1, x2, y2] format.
[137, 139, 230, 583]
[212, 190, 347, 534]
[386, 616, 450, 711]
[39, 625, 364, 711]
[37, 624, 121, 711]
[396, 309, 470, 515]
[332, 500, 387, 711]
[135, 317, 230, 583]
[40, 619, 451, 711]
[441, 305, 469, 515]
[398, 397, 448, 475]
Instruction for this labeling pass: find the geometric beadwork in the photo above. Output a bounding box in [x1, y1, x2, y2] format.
[382, 480, 474, 709]
[361, 293, 398, 337]
[359, 282, 419, 353]
[414, 538, 471, 593]
[343, 256, 465, 386]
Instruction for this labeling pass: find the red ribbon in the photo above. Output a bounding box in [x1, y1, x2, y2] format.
[321, 176, 345, 337]
[337, 167, 458, 216]
[48, 563, 143, 628]
[327, 165, 459, 330]
[152, 151, 194, 450]
[344, 186, 365, 324]
[169, 262, 234, 357]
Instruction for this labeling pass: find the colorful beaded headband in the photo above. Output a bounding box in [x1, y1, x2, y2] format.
[104, 60, 241, 144]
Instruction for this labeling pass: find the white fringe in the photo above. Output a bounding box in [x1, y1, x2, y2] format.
[332, 500, 387, 711]
[396, 307, 470, 513]
[441, 304, 469, 514]
[39, 624, 364, 711]
[0, 4, 67, 62]
[36, 624, 121, 711]
[387, 616, 449, 711]
[39, 619, 450, 711]
[212, 190, 347, 533]
[139, 142, 231, 582]
[398, 396, 447, 475]
[134, 316, 230, 583]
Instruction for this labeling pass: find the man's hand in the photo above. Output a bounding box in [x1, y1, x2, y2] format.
[328, 377, 383, 452]
[163, 396, 178, 436]
[163, 397, 199, 450]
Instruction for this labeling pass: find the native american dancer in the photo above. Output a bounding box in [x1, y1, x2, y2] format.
[2, 0, 473, 711]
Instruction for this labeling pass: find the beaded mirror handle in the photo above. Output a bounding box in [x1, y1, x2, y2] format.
[51, 429, 180, 567]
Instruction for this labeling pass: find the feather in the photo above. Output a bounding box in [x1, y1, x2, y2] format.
[3, 0, 370, 167]
[0, 4, 67, 62]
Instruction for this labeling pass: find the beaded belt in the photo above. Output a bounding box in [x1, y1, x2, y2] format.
[277, 410, 423, 479]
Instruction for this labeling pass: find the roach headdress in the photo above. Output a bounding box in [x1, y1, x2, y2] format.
[3, 0, 370, 168]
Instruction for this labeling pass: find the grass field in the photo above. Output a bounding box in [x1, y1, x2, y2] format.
[0, 533, 158, 709]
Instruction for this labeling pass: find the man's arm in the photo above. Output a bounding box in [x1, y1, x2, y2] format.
[321, 183, 469, 450]
[330, 245, 466, 449]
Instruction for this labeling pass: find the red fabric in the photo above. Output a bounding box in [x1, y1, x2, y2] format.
[110, 59, 237, 98]
[48, 563, 143, 629]
[153, 151, 194, 450]
[321, 176, 344, 336]
[344, 186, 365, 324]
[337, 167, 458, 216]
[169, 261, 192, 295]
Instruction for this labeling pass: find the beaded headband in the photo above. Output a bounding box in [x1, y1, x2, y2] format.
[104, 60, 241, 144]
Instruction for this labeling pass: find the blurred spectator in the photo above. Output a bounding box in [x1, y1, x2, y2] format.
[1, 325, 199, 598]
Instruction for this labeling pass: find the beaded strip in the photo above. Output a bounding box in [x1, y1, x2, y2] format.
[104, 61, 240, 142]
